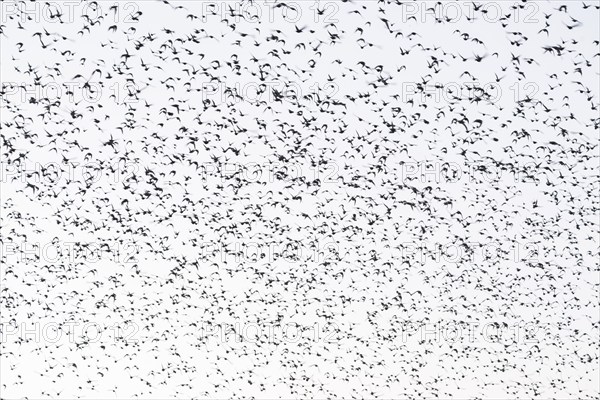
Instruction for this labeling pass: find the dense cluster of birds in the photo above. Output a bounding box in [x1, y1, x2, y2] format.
[1, 0, 599, 398]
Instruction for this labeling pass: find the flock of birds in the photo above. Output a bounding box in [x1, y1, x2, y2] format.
[1, 0, 599, 398]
